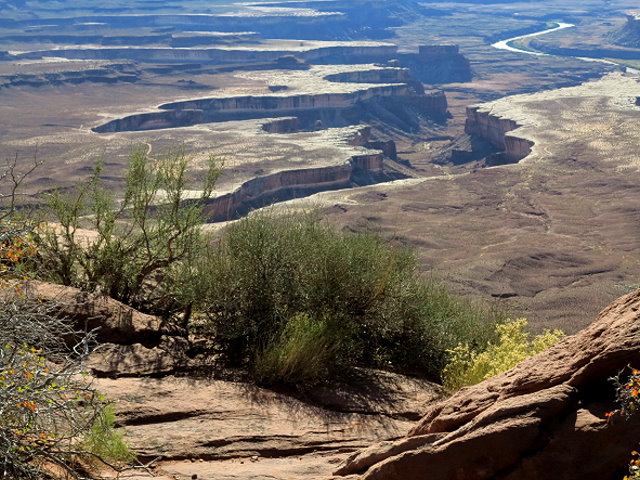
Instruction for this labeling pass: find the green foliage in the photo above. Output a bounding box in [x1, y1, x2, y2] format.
[195, 210, 505, 385]
[32, 145, 221, 317]
[81, 404, 135, 465]
[442, 318, 565, 392]
[254, 313, 339, 387]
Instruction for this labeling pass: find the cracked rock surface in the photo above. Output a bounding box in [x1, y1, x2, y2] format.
[94, 371, 441, 480]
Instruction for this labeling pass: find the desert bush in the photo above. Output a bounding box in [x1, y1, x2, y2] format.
[80, 404, 135, 466]
[196, 210, 505, 385]
[32, 145, 221, 318]
[254, 313, 340, 387]
[0, 242, 125, 479]
[0, 155, 134, 479]
[442, 318, 565, 392]
[0, 292, 137, 479]
[608, 366, 640, 420]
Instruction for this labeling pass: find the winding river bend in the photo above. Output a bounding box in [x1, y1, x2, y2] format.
[492, 22, 639, 74]
[491, 22, 575, 56]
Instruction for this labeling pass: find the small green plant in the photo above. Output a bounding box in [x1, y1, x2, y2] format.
[254, 313, 340, 387]
[81, 404, 135, 465]
[32, 145, 221, 318]
[442, 318, 565, 392]
[606, 368, 640, 480]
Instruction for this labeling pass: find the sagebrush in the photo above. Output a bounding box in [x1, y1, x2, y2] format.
[195, 210, 506, 385]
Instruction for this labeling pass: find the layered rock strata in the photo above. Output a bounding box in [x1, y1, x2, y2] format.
[334, 289, 640, 480]
[0, 62, 140, 88]
[465, 106, 533, 164]
[203, 152, 392, 222]
[92, 87, 447, 133]
[12, 43, 472, 85]
[14, 44, 398, 65]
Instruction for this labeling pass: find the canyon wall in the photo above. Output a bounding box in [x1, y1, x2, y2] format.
[324, 68, 411, 84]
[610, 12, 640, 48]
[465, 106, 533, 164]
[0, 65, 140, 88]
[160, 84, 414, 111]
[14, 43, 473, 85]
[203, 153, 387, 222]
[93, 87, 448, 133]
[398, 45, 472, 84]
[15, 45, 398, 65]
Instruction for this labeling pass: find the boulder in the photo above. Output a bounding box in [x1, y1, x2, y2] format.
[21, 280, 181, 344]
[87, 336, 190, 377]
[334, 289, 640, 480]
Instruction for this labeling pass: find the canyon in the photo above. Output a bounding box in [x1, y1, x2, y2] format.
[2, 0, 639, 331]
[3, 1, 640, 478]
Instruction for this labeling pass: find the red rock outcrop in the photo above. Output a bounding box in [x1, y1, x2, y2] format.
[334, 289, 640, 480]
[20, 281, 189, 377]
[203, 151, 387, 222]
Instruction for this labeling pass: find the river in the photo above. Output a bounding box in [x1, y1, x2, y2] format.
[491, 22, 639, 74]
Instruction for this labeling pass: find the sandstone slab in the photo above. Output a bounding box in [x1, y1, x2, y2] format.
[94, 370, 442, 480]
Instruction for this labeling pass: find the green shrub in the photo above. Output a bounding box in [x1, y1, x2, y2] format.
[442, 318, 565, 392]
[32, 145, 221, 318]
[81, 404, 135, 465]
[195, 210, 505, 385]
